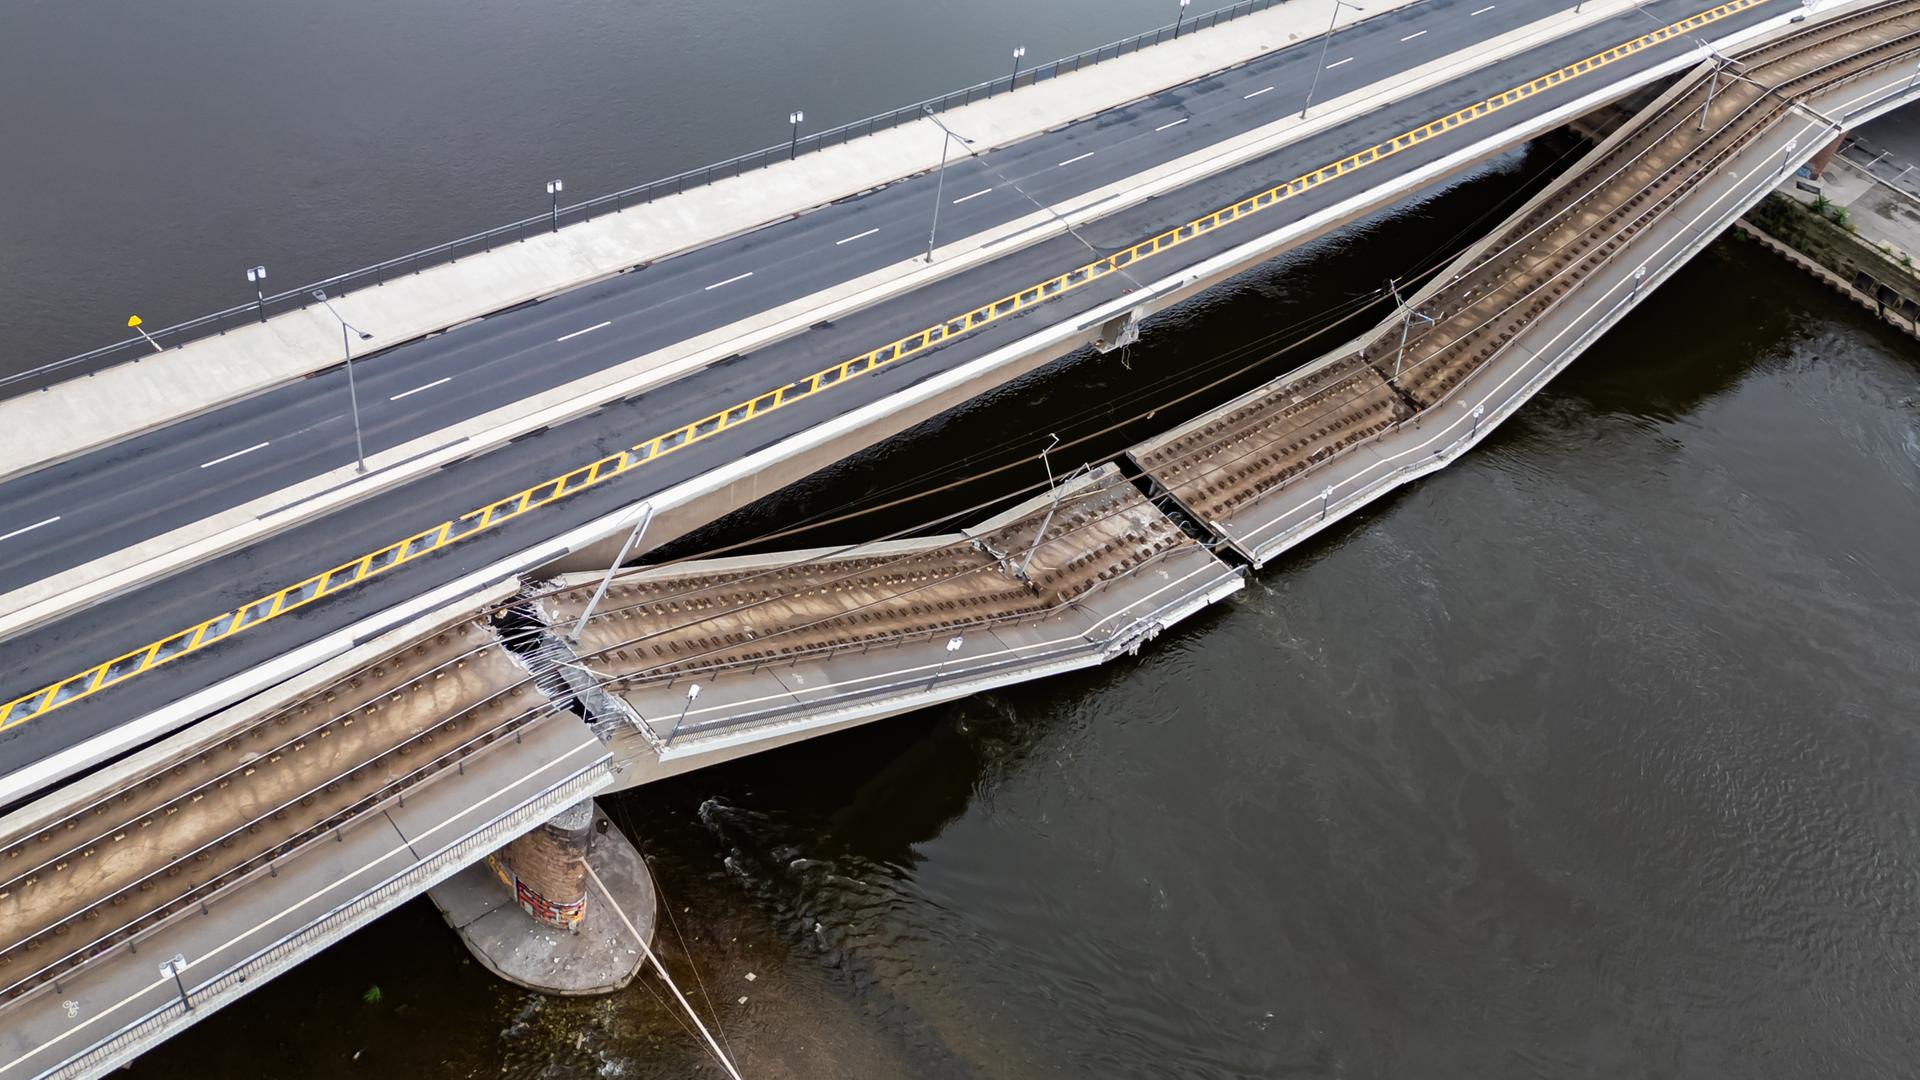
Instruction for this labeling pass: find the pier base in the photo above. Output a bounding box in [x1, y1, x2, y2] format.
[427, 798, 656, 995]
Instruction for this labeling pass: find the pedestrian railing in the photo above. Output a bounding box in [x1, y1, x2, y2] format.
[12, 0, 1292, 397]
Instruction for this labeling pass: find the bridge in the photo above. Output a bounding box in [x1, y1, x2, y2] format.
[3, 0, 1915, 1072]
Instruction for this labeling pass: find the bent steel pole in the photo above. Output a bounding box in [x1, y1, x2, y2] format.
[568, 502, 654, 646]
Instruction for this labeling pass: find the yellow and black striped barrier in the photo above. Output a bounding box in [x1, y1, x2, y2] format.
[0, 0, 1756, 734]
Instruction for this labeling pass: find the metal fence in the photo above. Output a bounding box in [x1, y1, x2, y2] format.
[11, 0, 1291, 396]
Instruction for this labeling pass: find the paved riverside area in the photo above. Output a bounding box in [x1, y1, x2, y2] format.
[0, 0, 1800, 786]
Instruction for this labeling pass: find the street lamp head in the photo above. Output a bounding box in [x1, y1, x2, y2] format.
[310, 288, 327, 302]
[546, 178, 563, 195]
[1179, 0, 1190, 8]
[1013, 46, 1026, 58]
[790, 110, 804, 124]
[356, 329, 373, 340]
[247, 265, 266, 283]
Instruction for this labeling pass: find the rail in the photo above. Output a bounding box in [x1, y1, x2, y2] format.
[9, 0, 1299, 395]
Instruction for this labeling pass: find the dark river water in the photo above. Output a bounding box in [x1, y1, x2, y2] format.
[6, 2, 1920, 1077]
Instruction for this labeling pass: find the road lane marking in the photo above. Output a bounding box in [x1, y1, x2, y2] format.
[1057, 151, 1095, 167]
[1327, 57, 1354, 69]
[835, 227, 880, 245]
[0, 517, 59, 543]
[953, 187, 993, 204]
[1155, 117, 1190, 131]
[1243, 85, 1274, 99]
[390, 376, 452, 401]
[0, 0, 1762, 738]
[704, 271, 754, 290]
[1402, 29, 1428, 41]
[1471, 4, 1495, 13]
[199, 442, 270, 469]
[555, 320, 611, 342]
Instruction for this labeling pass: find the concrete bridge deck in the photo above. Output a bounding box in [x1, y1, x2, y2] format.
[0, 0, 1814, 806]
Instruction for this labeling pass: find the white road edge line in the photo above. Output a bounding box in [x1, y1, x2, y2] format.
[1057, 151, 1095, 167]
[835, 227, 880, 245]
[703, 271, 754, 290]
[198, 442, 270, 470]
[1156, 117, 1190, 131]
[1402, 29, 1429, 41]
[0, 517, 59, 544]
[555, 320, 612, 342]
[953, 187, 993, 204]
[1244, 85, 1274, 99]
[390, 376, 452, 401]
[1327, 57, 1355, 69]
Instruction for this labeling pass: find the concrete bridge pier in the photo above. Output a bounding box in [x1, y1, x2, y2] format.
[427, 797, 657, 995]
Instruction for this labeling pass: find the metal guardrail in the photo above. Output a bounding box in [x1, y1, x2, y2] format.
[11, 0, 1293, 396]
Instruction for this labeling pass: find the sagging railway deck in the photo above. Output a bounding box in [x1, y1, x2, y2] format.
[1130, 0, 1920, 563]
[535, 464, 1242, 768]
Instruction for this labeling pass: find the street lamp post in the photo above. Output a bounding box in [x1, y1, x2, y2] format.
[1779, 137, 1800, 178]
[927, 635, 965, 691]
[1011, 45, 1026, 86]
[788, 110, 805, 160]
[923, 107, 975, 263]
[1302, 0, 1365, 119]
[1470, 403, 1485, 436]
[247, 265, 268, 323]
[1173, 0, 1191, 38]
[567, 503, 654, 647]
[311, 289, 374, 474]
[1320, 485, 1335, 521]
[545, 179, 564, 232]
[160, 954, 192, 1012]
[668, 683, 702, 742]
[1630, 261, 1649, 300]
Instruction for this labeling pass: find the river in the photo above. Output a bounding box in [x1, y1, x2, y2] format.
[6, 2, 1919, 1077]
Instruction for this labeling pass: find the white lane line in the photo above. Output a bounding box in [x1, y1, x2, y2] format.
[835, 227, 880, 245]
[704, 271, 754, 291]
[1057, 151, 1095, 168]
[1471, 4, 1495, 13]
[199, 442, 270, 469]
[0, 517, 59, 543]
[952, 187, 993, 204]
[1327, 57, 1354, 69]
[1155, 117, 1189, 131]
[555, 320, 611, 342]
[390, 376, 452, 401]
[1244, 85, 1274, 99]
[1401, 29, 1428, 41]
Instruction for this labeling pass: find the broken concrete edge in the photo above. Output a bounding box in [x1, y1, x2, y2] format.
[0, 0, 1671, 645]
[0, 579, 521, 850]
[2, 0, 1450, 486]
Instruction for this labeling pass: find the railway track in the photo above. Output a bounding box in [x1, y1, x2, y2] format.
[0, 622, 550, 1002]
[1135, 0, 1920, 527]
[545, 465, 1199, 686]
